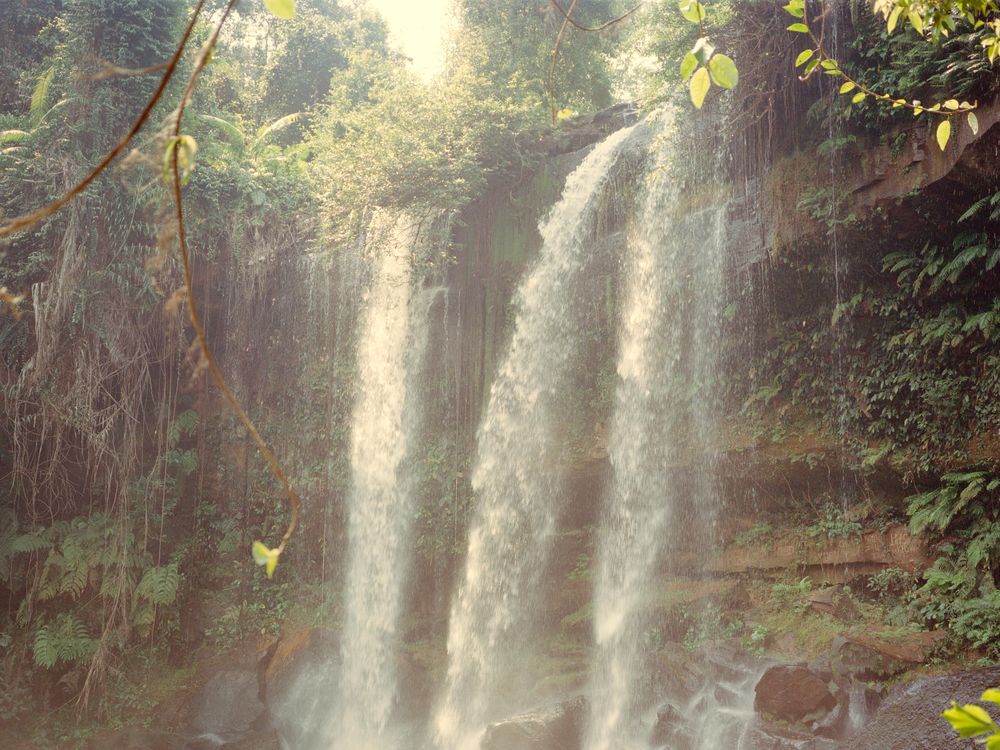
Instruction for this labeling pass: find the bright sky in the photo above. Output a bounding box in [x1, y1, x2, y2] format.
[366, 0, 453, 80]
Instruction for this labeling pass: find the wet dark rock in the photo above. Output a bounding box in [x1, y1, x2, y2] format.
[84, 728, 185, 750]
[745, 724, 839, 750]
[839, 666, 1000, 750]
[830, 631, 945, 680]
[184, 668, 269, 745]
[481, 695, 588, 750]
[807, 587, 858, 620]
[754, 665, 836, 723]
[649, 701, 698, 750]
[217, 729, 282, 750]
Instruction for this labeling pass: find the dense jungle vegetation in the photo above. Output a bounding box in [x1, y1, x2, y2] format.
[2, 0, 1000, 746]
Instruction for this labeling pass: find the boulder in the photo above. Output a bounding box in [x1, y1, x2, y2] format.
[754, 665, 837, 723]
[84, 728, 185, 750]
[184, 668, 269, 745]
[831, 631, 946, 679]
[807, 587, 858, 620]
[218, 729, 282, 750]
[265, 628, 339, 750]
[839, 667, 1000, 750]
[649, 702, 689, 749]
[481, 696, 588, 750]
[745, 724, 839, 750]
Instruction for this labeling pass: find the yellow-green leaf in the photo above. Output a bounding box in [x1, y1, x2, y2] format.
[251, 541, 281, 577]
[787, 22, 810, 32]
[908, 9, 924, 33]
[795, 49, 814, 67]
[679, 0, 706, 23]
[968, 111, 980, 135]
[839, 81, 855, 94]
[936, 119, 952, 151]
[252, 541, 270, 565]
[944, 99, 960, 110]
[264, 0, 295, 19]
[690, 67, 711, 109]
[852, 92, 866, 104]
[943, 702, 996, 737]
[982, 689, 1000, 705]
[708, 54, 739, 89]
[680, 52, 698, 81]
[887, 6, 902, 33]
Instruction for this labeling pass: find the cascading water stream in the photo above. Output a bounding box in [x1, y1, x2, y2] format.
[433, 124, 638, 750]
[328, 212, 440, 750]
[585, 113, 729, 750]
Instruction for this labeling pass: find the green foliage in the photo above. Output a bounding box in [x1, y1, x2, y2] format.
[33, 613, 97, 669]
[806, 504, 863, 540]
[771, 577, 814, 615]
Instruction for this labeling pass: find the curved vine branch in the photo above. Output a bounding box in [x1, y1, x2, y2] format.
[0, 0, 207, 239]
[169, 0, 301, 561]
[548, 0, 643, 32]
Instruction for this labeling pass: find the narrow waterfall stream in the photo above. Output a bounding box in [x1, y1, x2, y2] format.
[329, 212, 440, 750]
[586, 114, 730, 750]
[433, 124, 639, 750]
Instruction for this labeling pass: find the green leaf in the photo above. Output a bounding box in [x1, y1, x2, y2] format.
[839, 81, 856, 94]
[680, 52, 698, 81]
[708, 54, 739, 89]
[787, 22, 810, 32]
[264, 0, 295, 19]
[690, 67, 711, 109]
[968, 111, 980, 135]
[692, 37, 715, 65]
[943, 702, 997, 737]
[908, 9, 924, 33]
[852, 92, 866, 104]
[803, 59, 819, 74]
[887, 6, 902, 32]
[936, 119, 952, 151]
[784, 3, 805, 17]
[795, 49, 814, 67]
[679, 0, 707, 22]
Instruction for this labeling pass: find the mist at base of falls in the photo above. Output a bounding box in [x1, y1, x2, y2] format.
[261, 111, 772, 750]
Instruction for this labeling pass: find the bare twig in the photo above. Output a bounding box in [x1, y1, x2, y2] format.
[547, 0, 642, 125]
[548, 0, 643, 32]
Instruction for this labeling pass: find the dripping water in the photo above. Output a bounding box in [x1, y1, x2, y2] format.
[585, 113, 730, 750]
[433, 124, 639, 750]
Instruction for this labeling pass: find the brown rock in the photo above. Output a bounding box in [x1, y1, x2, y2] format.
[807, 587, 858, 620]
[754, 665, 837, 723]
[709, 525, 930, 583]
[832, 631, 946, 679]
[481, 696, 588, 750]
[839, 667, 1000, 750]
[84, 728, 185, 750]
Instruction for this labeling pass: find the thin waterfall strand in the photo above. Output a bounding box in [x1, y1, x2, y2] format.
[433, 124, 638, 750]
[586, 118, 728, 750]
[333, 212, 433, 750]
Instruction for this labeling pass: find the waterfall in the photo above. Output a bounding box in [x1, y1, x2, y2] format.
[433, 124, 638, 750]
[585, 113, 729, 750]
[331, 211, 440, 750]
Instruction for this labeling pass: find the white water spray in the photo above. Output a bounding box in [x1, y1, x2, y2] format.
[586, 114, 729, 750]
[433, 125, 638, 750]
[332, 212, 439, 750]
